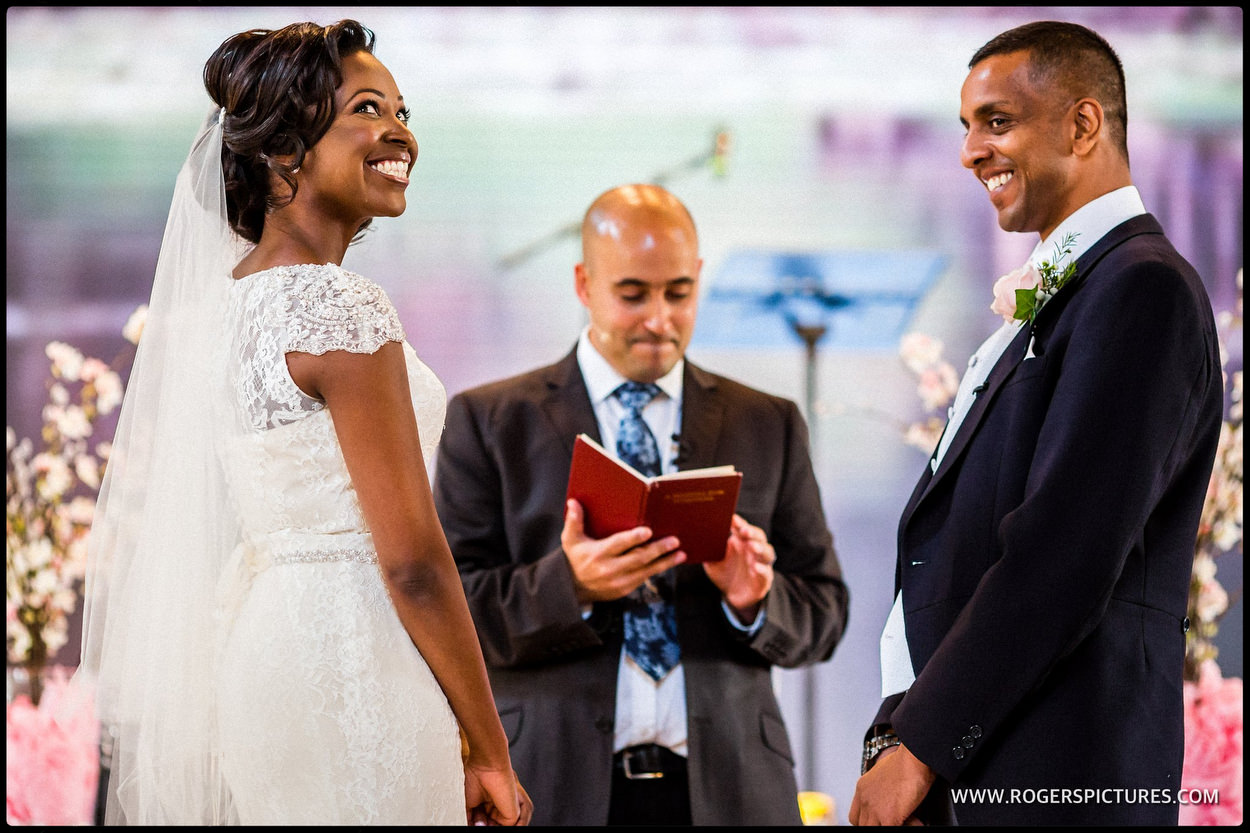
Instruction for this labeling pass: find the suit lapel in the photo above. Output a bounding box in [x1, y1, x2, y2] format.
[1028, 213, 1161, 334]
[540, 352, 734, 466]
[898, 459, 935, 537]
[541, 347, 600, 457]
[676, 362, 724, 470]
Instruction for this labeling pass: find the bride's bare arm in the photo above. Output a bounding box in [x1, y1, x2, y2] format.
[288, 343, 530, 825]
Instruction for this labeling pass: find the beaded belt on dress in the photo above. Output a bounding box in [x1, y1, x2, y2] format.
[245, 530, 378, 569]
[271, 547, 377, 566]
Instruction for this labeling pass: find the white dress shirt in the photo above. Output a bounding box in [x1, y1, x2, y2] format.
[879, 186, 1148, 698]
[575, 327, 763, 756]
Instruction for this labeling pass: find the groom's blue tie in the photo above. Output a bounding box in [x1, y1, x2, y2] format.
[614, 381, 680, 682]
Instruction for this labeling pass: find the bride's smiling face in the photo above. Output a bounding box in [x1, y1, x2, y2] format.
[295, 51, 418, 228]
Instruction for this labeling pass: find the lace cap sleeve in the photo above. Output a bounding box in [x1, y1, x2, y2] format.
[285, 264, 405, 356]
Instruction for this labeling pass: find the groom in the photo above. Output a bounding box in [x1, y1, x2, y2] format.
[850, 21, 1224, 826]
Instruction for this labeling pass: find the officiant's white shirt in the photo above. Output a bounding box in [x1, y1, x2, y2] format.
[879, 186, 1147, 698]
[577, 327, 689, 756]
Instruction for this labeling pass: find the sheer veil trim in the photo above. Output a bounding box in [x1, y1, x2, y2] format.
[74, 105, 250, 824]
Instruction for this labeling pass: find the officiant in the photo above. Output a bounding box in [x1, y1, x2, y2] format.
[432, 182, 849, 826]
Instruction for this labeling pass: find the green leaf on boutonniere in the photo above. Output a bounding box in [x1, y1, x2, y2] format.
[1014, 289, 1037, 322]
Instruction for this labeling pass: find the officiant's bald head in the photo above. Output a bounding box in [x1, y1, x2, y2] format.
[575, 184, 703, 383]
[580, 184, 698, 259]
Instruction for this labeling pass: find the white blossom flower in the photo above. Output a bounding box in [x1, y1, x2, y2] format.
[52, 587, 78, 612]
[74, 454, 100, 490]
[23, 538, 56, 572]
[903, 419, 944, 456]
[41, 403, 63, 427]
[66, 495, 96, 526]
[45, 341, 84, 382]
[32, 454, 73, 501]
[30, 565, 59, 596]
[9, 544, 28, 575]
[93, 369, 124, 415]
[916, 362, 960, 411]
[78, 356, 109, 383]
[63, 538, 89, 579]
[1196, 578, 1230, 623]
[8, 620, 32, 662]
[1192, 551, 1217, 583]
[42, 618, 69, 654]
[899, 332, 945, 374]
[123, 304, 148, 345]
[9, 328, 134, 665]
[53, 404, 92, 440]
[1213, 521, 1242, 553]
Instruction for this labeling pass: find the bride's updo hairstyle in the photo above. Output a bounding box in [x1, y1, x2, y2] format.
[203, 19, 376, 244]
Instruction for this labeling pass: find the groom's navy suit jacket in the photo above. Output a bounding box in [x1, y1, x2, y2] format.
[874, 214, 1224, 824]
[433, 352, 848, 826]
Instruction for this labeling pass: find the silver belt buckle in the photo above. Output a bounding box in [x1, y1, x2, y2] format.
[622, 748, 664, 780]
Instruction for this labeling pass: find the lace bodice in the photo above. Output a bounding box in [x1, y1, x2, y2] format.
[220, 263, 446, 546]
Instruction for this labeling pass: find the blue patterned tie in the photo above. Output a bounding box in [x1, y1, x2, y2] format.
[613, 381, 680, 681]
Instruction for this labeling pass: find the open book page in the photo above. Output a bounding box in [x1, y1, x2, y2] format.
[575, 433, 735, 481]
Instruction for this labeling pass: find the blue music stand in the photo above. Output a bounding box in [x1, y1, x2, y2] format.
[693, 247, 946, 431]
[692, 248, 947, 353]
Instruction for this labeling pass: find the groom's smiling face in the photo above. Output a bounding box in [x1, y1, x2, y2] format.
[959, 49, 1082, 241]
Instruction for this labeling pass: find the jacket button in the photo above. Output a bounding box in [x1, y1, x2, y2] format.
[1182, 617, 1191, 633]
[952, 746, 965, 760]
[969, 725, 982, 738]
[962, 736, 975, 748]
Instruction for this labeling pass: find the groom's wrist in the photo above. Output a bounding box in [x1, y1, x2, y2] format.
[862, 725, 900, 775]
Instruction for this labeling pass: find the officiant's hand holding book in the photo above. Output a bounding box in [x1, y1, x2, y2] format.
[565, 433, 743, 563]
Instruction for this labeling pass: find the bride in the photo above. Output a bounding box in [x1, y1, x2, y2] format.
[76, 19, 531, 826]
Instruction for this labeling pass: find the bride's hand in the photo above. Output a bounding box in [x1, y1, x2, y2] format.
[464, 764, 533, 826]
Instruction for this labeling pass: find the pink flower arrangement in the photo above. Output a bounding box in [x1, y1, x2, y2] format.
[1179, 273, 1243, 826]
[6, 666, 99, 825]
[1180, 659, 1243, 825]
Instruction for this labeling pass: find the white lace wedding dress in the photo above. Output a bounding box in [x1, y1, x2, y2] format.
[213, 263, 463, 825]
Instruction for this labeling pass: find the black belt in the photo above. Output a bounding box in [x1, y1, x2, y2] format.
[613, 744, 687, 780]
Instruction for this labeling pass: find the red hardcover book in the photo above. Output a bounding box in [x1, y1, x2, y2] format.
[565, 433, 742, 563]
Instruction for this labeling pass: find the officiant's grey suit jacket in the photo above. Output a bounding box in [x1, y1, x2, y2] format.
[873, 214, 1223, 825]
[433, 350, 848, 826]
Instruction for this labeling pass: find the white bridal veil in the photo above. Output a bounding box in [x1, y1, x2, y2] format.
[76, 105, 248, 824]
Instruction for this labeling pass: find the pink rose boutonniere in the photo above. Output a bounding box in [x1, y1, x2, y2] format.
[990, 232, 1079, 325]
